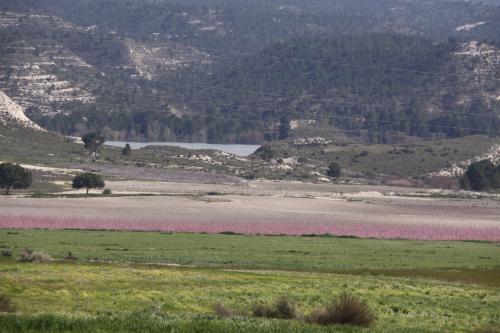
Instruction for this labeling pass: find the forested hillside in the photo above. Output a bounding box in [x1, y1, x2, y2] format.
[0, 0, 499, 143]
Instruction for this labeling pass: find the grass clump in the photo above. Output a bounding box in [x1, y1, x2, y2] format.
[1, 249, 12, 257]
[0, 295, 16, 313]
[17, 248, 51, 263]
[307, 293, 375, 328]
[253, 297, 297, 320]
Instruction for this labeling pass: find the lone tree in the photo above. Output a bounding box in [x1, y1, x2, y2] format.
[82, 132, 105, 157]
[327, 162, 342, 179]
[72, 173, 105, 197]
[122, 143, 132, 156]
[0, 163, 32, 195]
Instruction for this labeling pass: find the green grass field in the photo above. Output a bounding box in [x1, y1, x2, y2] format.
[1, 229, 499, 273]
[0, 229, 499, 332]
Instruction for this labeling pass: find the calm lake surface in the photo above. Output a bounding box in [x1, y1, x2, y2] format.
[106, 141, 261, 157]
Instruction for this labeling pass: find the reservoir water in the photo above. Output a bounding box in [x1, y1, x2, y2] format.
[105, 141, 261, 157]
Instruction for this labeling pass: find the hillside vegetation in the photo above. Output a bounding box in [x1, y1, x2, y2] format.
[0, 0, 499, 143]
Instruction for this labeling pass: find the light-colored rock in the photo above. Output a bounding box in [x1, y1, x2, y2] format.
[0, 90, 44, 130]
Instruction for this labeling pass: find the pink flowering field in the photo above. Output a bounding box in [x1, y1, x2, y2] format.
[0, 214, 499, 242]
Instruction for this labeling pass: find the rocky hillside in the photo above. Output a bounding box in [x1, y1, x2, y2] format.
[0, 0, 499, 143]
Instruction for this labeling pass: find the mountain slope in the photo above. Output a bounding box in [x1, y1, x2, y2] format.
[191, 34, 500, 142]
[0, 0, 499, 143]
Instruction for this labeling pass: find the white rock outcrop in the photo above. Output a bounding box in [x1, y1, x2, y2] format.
[0, 90, 44, 130]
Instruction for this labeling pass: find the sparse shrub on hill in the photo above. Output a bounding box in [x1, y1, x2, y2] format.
[122, 143, 132, 156]
[17, 248, 51, 263]
[82, 132, 105, 157]
[307, 293, 375, 328]
[0, 294, 16, 313]
[327, 162, 342, 179]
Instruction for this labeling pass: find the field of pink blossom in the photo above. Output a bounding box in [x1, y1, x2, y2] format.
[0, 214, 499, 242]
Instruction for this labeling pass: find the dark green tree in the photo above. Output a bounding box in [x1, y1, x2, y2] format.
[327, 162, 342, 179]
[278, 116, 290, 140]
[82, 132, 105, 157]
[122, 143, 132, 156]
[72, 173, 105, 197]
[0, 163, 32, 195]
[460, 160, 496, 191]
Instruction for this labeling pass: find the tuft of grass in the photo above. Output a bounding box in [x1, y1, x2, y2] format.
[17, 248, 51, 263]
[0, 295, 16, 313]
[307, 293, 375, 328]
[253, 298, 297, 320]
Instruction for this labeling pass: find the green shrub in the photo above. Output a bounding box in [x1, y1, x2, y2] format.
[326, 162, 341, 179]
[103, 188, 112, 195]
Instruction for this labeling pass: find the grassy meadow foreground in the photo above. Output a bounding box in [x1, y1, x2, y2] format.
[0, 230, 499, 333]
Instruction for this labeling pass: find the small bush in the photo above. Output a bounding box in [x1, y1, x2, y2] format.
[17, 248, 51, 263]
[253, 298, 297, 319]
[0, 295, 16, 313]
[1, 249, 12, 257]
[102, 188, 112, 195]
[307, 293, 375, 328]
[327, 162, 342, 179]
